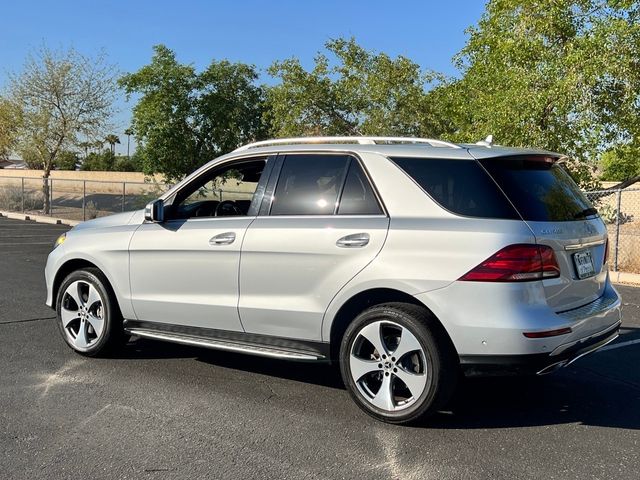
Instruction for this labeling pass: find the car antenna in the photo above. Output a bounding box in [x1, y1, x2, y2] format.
[475, 134, 493, 147]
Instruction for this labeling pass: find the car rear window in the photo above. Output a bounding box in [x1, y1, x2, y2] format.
[479, 156, 595, 222]
[390, 157, 519, 219]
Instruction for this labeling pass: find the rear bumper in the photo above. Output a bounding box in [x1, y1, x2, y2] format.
[460, 319, 620, 376]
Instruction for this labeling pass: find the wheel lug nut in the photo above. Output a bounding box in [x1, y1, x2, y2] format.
[391, 357, 395, 362]
[378, 363, 382, 369]
[382, 354, 387, 359]
[384, 372, 389, 376]
[393, 368, 397, 373]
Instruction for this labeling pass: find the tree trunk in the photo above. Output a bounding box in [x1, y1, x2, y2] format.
[42, 172, 50, 215]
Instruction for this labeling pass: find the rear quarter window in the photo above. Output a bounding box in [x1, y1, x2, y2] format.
[480, 156, 594, 222]
[390, 157, 520, 219]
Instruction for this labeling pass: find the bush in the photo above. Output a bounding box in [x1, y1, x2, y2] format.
[0, 184, 45, 211]
[597, 203, 633, 225]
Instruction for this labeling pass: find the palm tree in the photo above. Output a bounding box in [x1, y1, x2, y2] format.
[78, 141, 93, 159]
[105, 134, 120, 155]
[124, 127, 134, 159]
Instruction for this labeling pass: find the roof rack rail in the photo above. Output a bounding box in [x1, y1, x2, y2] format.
[233, 136, 461, 152]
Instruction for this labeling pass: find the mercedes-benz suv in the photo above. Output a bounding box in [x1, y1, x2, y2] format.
[45, 136, 621, 424]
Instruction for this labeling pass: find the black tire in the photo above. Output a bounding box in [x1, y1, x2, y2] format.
[55, 267, 124, 357]
[339, 302, 457, 425]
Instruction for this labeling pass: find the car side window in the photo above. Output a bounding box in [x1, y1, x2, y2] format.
[166, 158, 267, 220]
[270, 154, 350, 215]
[337, 160, 383, 215]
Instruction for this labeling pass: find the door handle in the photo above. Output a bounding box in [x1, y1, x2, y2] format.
[336, 233, 370, 248]
[209, 232, 236, 246]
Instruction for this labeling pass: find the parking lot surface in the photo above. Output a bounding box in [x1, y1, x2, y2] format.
[1, 216, 639, 479]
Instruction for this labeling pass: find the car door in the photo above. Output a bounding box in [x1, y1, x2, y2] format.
[128, 155, 273, 331]
[239, 153, 390, 340]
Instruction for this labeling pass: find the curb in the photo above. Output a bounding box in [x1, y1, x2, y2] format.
[609, 271, 640, 286]
[0, 210, 80, 227]
[1, 209, 640, 287]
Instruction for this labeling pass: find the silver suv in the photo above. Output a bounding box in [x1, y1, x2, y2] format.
[45, 136, 621, 424]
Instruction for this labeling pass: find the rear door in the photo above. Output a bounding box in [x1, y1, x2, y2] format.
[480, 155, 608, 311]
[238, 153, 389, 340]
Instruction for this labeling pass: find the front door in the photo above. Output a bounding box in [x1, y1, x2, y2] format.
[129, 156, 271, 331]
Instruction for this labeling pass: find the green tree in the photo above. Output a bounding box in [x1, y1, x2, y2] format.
[55, 150, 79, 170]
[437, 0, 640, 172]
[600, 145, 640, 181]
[8, 46, 117, 212]
[266, 38, 451, 138]
[0, 97, 22, 161]
[105, 134, 120, 154]
[81, 149, 115, 171]
[119, 45, 267, 182]
[124, 127, 134, 159]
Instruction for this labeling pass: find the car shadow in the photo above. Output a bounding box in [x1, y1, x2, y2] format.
[117, 335, 640, 430]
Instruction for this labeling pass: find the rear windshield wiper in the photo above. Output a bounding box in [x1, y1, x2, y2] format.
[573, 207, 598, 219]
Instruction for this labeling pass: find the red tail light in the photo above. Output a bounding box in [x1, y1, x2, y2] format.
[603, 237, 609, 266]
[459, 244, 560, 282]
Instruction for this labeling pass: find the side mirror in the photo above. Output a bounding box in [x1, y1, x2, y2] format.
[144, 199, 164, 223]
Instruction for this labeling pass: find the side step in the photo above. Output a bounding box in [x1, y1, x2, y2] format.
[126, 328, 325, 361]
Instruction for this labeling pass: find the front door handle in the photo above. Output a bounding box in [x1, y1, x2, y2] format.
[209, 232, 236, 246]
[336, 233, 370, 248]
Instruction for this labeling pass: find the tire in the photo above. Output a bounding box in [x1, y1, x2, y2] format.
[339, 302, 457, 425]
[55, 267, 123, 357]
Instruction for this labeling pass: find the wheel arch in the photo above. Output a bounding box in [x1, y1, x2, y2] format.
[52, 258, 124, 318]
[326, 287, 458, 362]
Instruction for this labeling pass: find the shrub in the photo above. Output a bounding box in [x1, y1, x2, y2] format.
[0, 184, 45, 211]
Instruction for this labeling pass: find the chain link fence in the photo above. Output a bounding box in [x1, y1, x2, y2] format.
[0, 176, 171, 221]
[2, 176, 640, 274]
[584, 188, 640, 274]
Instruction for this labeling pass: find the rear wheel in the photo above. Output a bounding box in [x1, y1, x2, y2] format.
[339, 303, 457, 424]
[56, 268, 122, 356]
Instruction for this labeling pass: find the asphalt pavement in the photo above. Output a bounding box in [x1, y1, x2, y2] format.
[1, 215, 639, 479]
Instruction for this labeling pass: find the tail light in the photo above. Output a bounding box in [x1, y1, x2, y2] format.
[603, 237, 609, 266]
[459, 244, 560, 282]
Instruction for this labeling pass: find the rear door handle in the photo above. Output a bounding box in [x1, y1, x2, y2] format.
[209, 232, 236, 246]
[336, 233, 370, 248]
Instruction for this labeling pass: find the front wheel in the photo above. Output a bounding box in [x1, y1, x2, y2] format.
[339, 303, 457, 424]
[55, 268, 122, 356]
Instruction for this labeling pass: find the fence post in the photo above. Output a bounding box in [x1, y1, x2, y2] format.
[614, 189, 622, 272]
[21, 178, 25, 213]
[122, 182, 126, 212]
[82, 180, 86, 222]
[50, 179, 53, 216]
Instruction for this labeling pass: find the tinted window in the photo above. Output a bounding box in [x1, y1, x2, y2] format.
[391, 157, 519, 219]
[480, 156, 594, 222]
[337, 160, 383, 215]
[271, 154, 349, 215]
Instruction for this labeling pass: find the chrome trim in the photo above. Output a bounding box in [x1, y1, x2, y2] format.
[564, 332, 619, 366]
[564, 239, 606, 251]
[127, 328, 322, 361]
[233, 136, 461, 152]
[550, 320, 621, 357]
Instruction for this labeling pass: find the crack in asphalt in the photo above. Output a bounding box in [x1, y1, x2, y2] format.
[0, 316, 55, 325]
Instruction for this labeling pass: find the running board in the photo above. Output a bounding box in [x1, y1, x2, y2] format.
[126, 327, 326, 361]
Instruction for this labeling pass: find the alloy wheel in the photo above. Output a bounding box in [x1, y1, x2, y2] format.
[60, 280, 105, 350]
[349, 320, 429, 412]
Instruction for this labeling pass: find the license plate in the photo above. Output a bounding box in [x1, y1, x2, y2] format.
[573, 251, 595, 279]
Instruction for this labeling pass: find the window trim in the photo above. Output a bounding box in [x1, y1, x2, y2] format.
[260, 151, 387, 218]
[162, 154, 274, 223]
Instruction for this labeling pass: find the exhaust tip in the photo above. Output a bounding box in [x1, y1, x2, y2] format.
[537, 361, 568, 375]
